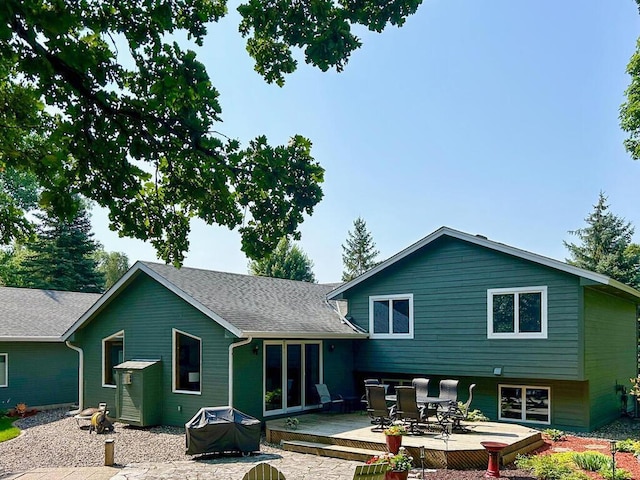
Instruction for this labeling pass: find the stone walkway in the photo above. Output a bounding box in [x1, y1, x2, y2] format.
[3, 449, 377, 480]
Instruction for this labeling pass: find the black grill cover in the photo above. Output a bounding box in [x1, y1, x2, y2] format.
[185, 407, 261, 455]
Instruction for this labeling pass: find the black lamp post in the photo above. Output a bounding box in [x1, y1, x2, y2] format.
[610, 440, 618, 479]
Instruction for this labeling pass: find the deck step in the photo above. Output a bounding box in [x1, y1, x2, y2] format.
[281, 440, 384, 462]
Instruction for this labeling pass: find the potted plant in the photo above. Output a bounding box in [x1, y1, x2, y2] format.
[366, 447, 413, 480]
[383, 424, 407, 454]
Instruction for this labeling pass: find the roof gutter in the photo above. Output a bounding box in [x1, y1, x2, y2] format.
[65, 341, 84, 413]
[228, 336, 252, 407]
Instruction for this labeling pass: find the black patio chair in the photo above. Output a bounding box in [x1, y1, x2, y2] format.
[436, 379, 459, 427]
[365, 385, 392, 431]
[315, 383, 344, 412]
[395, 386, 425, 434]
[448, 383, 476, 432]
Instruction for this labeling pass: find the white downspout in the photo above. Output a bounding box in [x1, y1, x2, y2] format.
[228, 337, 253, 407]
[65, 341, 84, 413]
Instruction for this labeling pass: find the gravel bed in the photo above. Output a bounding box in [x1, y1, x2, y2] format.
[567, 416, 640, 441]
[0, 408, 197, 472]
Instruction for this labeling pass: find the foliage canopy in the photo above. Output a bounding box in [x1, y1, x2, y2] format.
[248, 237, 316, 282]
[1, 0, 422, 265]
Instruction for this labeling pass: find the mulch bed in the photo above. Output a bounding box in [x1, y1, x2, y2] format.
[535, 435, 640, 479]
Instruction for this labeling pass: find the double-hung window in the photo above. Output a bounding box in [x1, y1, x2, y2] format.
[0, 354, 6, 387]
[488, 286, 547, 339]
[369, 294, 414, 339]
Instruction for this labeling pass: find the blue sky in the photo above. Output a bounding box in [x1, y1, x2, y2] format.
[92, 1, 640, 283]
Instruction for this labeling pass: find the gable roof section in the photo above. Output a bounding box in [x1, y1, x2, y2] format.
[63, 261, 365, 340]
[0, 287, 101, 341]
[327, 226, 640, 301]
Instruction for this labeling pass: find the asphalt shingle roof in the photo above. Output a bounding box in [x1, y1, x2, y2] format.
[0, 287, 101, 339]
[141, 262, 359, 336]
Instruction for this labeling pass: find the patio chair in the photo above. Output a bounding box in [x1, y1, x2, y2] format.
[315, 383, 344, 412]
[411, 377, 429, 400]
[365, 384, 392, 431]
[361, 378, 381, 408]
[436, 379, 459, 428]
[242, 462, 286, 480]
[438, 379, 459, 402]
[395, 386, 425, 434]
[449, 383, 476, 432]
[352, 463, 387, 480]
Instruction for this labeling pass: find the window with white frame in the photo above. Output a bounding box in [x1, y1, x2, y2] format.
[173, 329, 201, 394]
[0, 354, 6, 387]
[369, 294, 413, 339]
[102, 331, 124, 387]
[488, 286, 547, 339]
[499, 385, 550, 424]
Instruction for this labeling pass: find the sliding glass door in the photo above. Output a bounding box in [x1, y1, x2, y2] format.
[264, 341, 321, 415]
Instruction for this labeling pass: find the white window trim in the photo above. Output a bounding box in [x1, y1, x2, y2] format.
[0, 353, 7, 388]
[369, 294, 414, 339]
[172, 328, 202, 395]
[487, 286, 548, 339]
[498, 384, 551, 425]
[102, 331, 124, 388]
[263, 340, 323, 417]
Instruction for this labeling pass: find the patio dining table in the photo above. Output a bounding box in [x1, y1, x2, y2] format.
[385, 395, 455, 431]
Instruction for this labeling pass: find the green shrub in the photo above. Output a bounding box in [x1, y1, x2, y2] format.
[463, 405, 489, 422]
[599, 464, 632, 480]
[515, 453, 582, 480]
[615, 438, 640, 454]
[573, 451, 609, 471]
[542, 428, 567, 441]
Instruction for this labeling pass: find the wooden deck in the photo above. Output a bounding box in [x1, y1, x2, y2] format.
[266, 413, 544, 469]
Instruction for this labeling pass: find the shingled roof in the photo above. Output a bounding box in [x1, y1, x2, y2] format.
[0, 287, 101, 341]
[63, 262, 365, 340]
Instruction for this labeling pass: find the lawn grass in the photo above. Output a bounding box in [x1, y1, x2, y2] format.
[0, 415, 20, 442]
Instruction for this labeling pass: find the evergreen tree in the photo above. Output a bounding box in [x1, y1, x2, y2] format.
[15, 205, 105, 292]
[564, 192, 640, 288]
[249, 237, 316, 283]
[341, 217, 380, 282]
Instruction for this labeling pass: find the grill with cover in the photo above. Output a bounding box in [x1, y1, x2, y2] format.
[185, 407, 261, 455]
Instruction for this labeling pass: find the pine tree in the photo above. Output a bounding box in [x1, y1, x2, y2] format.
[341, 217, 379, 282]
[248, 237, 316, 283]
[564, 192, 640, 288]
[16, 205, 105, 292]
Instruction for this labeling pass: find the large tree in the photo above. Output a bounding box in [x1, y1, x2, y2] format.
[8, 204, 105, 292]
[341, 217, 379, 281]
[564, 192, 640, 288]
[94, 249, 130, 290]
[249, 237, 316, 282]
[0, 0, 421, 265]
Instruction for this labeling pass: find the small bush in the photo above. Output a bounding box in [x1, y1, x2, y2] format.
[573, 451, 609, 471]
[615, 438, 640, 454]
[463, 405, 489, 422]
[542, 428, 567, 441]
[515, 453, 583, 480]
[599, 463, 632, 480]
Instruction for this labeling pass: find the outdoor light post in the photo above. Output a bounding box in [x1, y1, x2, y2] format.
[420, 446, 425, 479]
[610, 440, 617, 479]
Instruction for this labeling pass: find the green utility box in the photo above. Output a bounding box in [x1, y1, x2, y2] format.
[115, 360, 162, 427]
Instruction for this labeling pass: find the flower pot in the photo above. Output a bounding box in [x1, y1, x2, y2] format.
[385, 471, 409, 480]
[385, 434, 402, 454]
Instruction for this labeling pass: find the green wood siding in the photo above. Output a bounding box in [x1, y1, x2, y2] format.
[0, 342, 78, 407]
[72, 274, 233, 427]
[345, 237, 582, 380]
[583, 288, 637, 430]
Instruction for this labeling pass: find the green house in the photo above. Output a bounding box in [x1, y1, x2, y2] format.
[327, 226, 640, 432]
[62, 262, 366, 426]
[0, 287, 100, 409]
